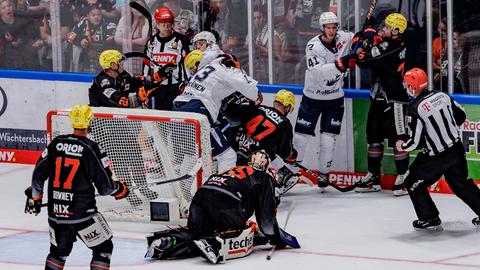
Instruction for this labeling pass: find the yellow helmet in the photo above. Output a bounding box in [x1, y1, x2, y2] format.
[274, 89, 295, 109]
[99, 49, 125, 70]
[384, 13, 407, 34]
[184, 50, 202, 70]
[70, 104, 93, 129]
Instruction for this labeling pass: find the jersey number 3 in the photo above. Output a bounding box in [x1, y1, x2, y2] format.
[53, 157, 80, 189]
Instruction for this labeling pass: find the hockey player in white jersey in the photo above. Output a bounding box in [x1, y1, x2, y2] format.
[191, 31, 224, 69]
[293, 12, 357, 189]
[173, 51, 259, 172]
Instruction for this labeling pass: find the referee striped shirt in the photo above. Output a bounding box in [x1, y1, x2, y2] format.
[402, 91, 466, 156]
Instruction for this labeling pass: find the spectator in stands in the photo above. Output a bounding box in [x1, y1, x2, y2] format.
[38, 0, 74, 70]
[244, 7, 282, 83]
[0, 0, 42, 69]
[67, 5, 116, 73]
[433, 18, 464, 93]
[74, 0, 117, 23]
[114, 0, 148, 74]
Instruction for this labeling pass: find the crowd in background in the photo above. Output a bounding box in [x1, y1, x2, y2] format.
[0, 0, 479, 94]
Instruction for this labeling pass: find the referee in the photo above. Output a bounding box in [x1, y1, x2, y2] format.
[396, 68, 480, 231]
[143, 6, 191, 110]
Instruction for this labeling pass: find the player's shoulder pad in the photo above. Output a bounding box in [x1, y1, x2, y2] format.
[306, 36, 321, 51]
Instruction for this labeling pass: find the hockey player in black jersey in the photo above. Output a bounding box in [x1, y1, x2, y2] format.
[24, 104, 129, 270]
[144, 151, 300, 263]
[143, 6, 191, 110]
[354, 13, 410, 196]
[89, 49, 175, 108]
[223, 89, 299, 194]
[225, 89, 296, 166]
[396, 68, 480, 231]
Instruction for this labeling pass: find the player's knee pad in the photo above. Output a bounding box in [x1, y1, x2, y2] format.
[319, 133, 336, 173]
[145, 226, 197, 260]
[217, 221, 257, 260]
[215, 147, 237, 172]
[45, 254, 66, 270]
[368, 143, 384, 158]
[78, 213, 113, 248]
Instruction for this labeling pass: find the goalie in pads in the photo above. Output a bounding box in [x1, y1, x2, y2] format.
[145, 151, 300, 263]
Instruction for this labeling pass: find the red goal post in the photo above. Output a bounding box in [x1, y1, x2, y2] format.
[47, 107, 215, 222]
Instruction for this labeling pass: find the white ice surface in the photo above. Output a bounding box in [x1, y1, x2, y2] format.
[1, 163, 480, 270]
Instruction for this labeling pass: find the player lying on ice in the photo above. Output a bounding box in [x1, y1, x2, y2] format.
[144, 150, 300, 263]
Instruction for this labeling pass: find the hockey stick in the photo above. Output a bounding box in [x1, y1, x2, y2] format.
[345, 0, 378, 76]
[294, 163, 357, 192]
[130, 158, 202, 191]
[40, 159, 202, 208]
[124, 51, 179, 80]
[266, 200, 296, 260]
[129, 1, 152, 37]
[351, 0, 378, 54]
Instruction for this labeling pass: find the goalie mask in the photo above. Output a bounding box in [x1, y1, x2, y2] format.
[248, 150, 270, 172]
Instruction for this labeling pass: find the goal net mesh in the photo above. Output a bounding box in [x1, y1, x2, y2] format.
[48, 107, 215, 221]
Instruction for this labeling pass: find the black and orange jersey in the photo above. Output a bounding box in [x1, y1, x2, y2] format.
[31, 134, 117, 223]
[89, 70, 145, 108]
[356, 37, 409, 103]
[201, 166, 280, 237]
[228, 103, 294, 164]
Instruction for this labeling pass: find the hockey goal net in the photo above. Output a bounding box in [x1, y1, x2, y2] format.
[47, 107, 215, 221]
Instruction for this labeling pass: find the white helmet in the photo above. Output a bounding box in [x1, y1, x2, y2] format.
[319, 12, 338, 27]
[192, 31, 216, 45]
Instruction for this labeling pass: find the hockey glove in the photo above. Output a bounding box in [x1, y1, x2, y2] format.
[335, 54, 357, 72]
[361, 28, 382, 49]
[24, 187, 43, 215]
[153, 63, 176, 82]
[111, 181, 129, 200]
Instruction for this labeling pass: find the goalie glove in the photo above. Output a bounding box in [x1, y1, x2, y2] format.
[111, 181, 129, 200]
[24, 186, 43, 215]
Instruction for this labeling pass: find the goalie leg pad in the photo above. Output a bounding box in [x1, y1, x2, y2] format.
[319, 132, 336, 174]
[145, 227, 198, 259]
[218, 221, 257, 260]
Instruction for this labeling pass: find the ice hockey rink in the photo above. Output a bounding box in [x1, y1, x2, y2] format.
[1, 163, 480, 270]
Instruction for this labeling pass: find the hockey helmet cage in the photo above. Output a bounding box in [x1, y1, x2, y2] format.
[220, 53, 240, 69]
[185, 50, 202, 70]
[384, 13, 407, 34]
[192, 31, 216, 45]
[70, 104, 94, 129]
[99, 49, 125, 70]
[319, 12, 338, 27]
[155, 6, 175, 24]
[249, 150, 270, 172]
[274, 89, 295, 109]
[403, 68, 428, 97]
